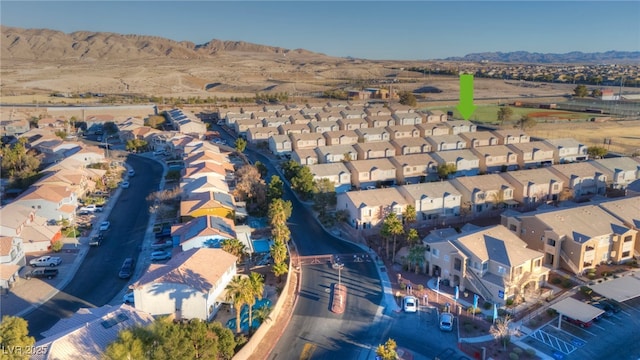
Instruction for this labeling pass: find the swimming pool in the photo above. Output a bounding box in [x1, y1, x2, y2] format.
[226, 298, 272, 332]
[252, 239, 271, 253]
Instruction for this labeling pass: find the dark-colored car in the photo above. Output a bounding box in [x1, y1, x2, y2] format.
[591, 302, 613, 318]
[25, 268, 59, 280]
[118, 258, 135, 279]
[89, 234, 104, 246]
[601, 299, 621, 313]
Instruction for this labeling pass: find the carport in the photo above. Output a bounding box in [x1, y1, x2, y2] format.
[588, 272, 640, 302]
[550, 297, 603, 329]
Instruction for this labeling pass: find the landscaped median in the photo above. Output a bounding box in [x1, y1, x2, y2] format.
[331, 283, 347, 314]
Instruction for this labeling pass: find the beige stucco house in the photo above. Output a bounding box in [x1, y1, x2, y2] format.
[355, 127, 391, 143]
[507, 142, 556, 169]
[336, 187, 408, 229]
[323, 130, 359, 146]
[450, 174, 519, 215]
[399, 182, 462, 221]
[345, 158, 397, 189]
[315, 144, 358, 163]
[471, 145, 520, 173]
[354, 141, 397, 160]
[500, 168, 564, 206]
[390, 153, 438, 184]
[308, 162, 352, 193]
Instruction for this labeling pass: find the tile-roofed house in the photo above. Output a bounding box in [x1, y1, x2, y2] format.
[432, 149, 481, 177]
[415, 122, 450, 137]
[543, 138, 589, 164]
[225, 112, 252, 125]
[314, 110, 343, 122]
[261, 116, 291, 128]
[444, 120, 477, 135]
[592, 157, 640, 189]
[390, 137, 432, 156]
[502, 205, 636, 274]
[365, 105, 392, 117]
[314, 144, 358, 163]
[492, 129, 530, 144]
[291, 148, 319, 165]
[38, 168, 92, 198]
[268, 134, 292, 155]
[450, 174, 518, 215]
[234, 118, 264, 135]
[424, 225, 547, 304]
[345, 158, 397, 189]
[390, 153, 438, 184]
[471, 145, 520, 173]
[399, 182, 462, 221]
[0, 236, 24, 289]
[172, 216, 236, 251]
[307, 120, 340, 133]
[13, 184, 78, 222]
[184, 150, 232, 170]
[424, 110, 447, 123]
[131, 248, 237, 320]
[119, 125, 161, 144]
[289, 132, 326, 150]
[339, 109, 367, 119]
[323, 130, 359, 146]
[386, 125, 420, 140]
[180, 175, 230, 195]
[33, 304, 154, 360]
[355, 127, 391, 143]
[0, 203, 62, 253]
[37, 117, 66, 129]
[180, 191, 236, 221]
[597, 197, 640, 256]
[247, 127, 278, 144]
[353, 141, 397, 160]
[336, 187, 408, 229]
[425, 134, 468, 152]
[392, 112, 423, 126]
[500, 168, 564, 207]
[548, 162, 609, 199]
[506, 141, 556, 169]
[388, 104, 416, 114]
[337, 118, 368, 131]
[278, 123, 312, 135]
[183, 161, 229, 180]
[308, 163, 352, 193]
[1, 118, 30, 136]
[365, 115, 395, 128]
[459, 130, 499, 148]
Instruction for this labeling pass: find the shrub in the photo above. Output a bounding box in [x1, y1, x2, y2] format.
[51, 240, 64, 252]
[509, 352, 519, 360]
[416, 284, 424, 292]
[561, 279, 572, 288]
[506, 298, 514, 306]
[513, 347, 523, 354]
[550, 277, 562, 285]
[580, 286, 593, 296]
[546, 308, 557, 316]
[483, 302, 492, 310]
[525, 348, 537, 357]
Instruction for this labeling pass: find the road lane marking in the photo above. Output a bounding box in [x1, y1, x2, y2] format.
[300, 343, 317, 360]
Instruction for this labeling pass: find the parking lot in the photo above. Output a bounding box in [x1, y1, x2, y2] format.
[521, 296, 640, 359]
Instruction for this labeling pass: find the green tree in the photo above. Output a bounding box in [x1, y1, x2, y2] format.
[103, 122, 119, 135]
[0, 316, 35, 360]
[209, 321, 237, 360]
[591, 88, 602, 98]
[407, 245, 426, 274]
[103, 327, 150, 360]
[398, 91, 417, 107]
[574, 84, 589, 97]
[291, 166, 315, 199]
[254, 161, 268, 179]
[406, 228, 420, 247]
[253, 304, 273, 325]
[381, 212, 404, 261]
[246, 272, 265, 332]
[516, 115, 537, 131]
[403, 205, 416, 229]
[313, 178, 337, 216]
[235, 137, 247, 153]
[267, 175, 284, 202]
[587, 146, 608, 159]
[225, 276, 251, 334]
[268, 198, 293, 229]
[437, 163, 457, 180]
[271, 222, 291, 244]
[221, 238, 246, 262]
[234, 165, 266, 206]
[1, 138, 41, 180]
[376, 338, 398, 360]
[269, 239, 288, 265]
[497, 106, 514, 125]
[281, 160, 301, 181]
[272, 261, 289, 283]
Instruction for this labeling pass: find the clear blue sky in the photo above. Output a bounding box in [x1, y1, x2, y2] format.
[2, 1, 639, 60]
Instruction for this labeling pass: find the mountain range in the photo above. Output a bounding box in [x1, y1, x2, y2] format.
[444, 51, 640, 64]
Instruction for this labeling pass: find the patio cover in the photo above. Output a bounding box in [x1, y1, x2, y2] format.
[589, 271, 640, 303]
[550, 297, 603, 323]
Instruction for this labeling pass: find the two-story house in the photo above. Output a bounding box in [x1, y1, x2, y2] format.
[598, 197, 640, 257]
[543, 138, 589, 164]
[337, 118, 368, 131]
[365, 115, 395, 128]
[390, 137, 432, 156]
[336, 187, 408, 229]
[500, 168, 564, 206]
[13, 184, 78, 222]
[172, 216, 236, 251]
[289, 133, 326, 150]
[507, 142, 556, 169]
[308, 162, 352, 193]
[278, 123, 312, 135]
[548, 162, 608, 199]
[180, 191, 236, 221]
[390, 153, 438, 184]
[386, 125, 420, 140]
[323, 130, 359, 146]
[426, 134, 468, 152]
[345, 158, 397, 189]
[292, 148, 319, 165]
[355, 127, 391, 143]
[392, 113, 423, 126]
[246, 127, 278, 145]
[268, 135, 292, 155]
[307, 120, 340, 133]
[592, 157, 640, 190]
[353, 141, 397, 160]
[0, 203, 62, 253]
[432, 149, 481, 177]
[399, 182, 462, 221]
[492, 129, 530, 145]
[459, 131, 500, 148]
[450, 174, 519, 215]
[444, 120, 477, 135]
[471, 145, 519, 173]
[314, 144, 358, 163]
[424, 110, 447, 123]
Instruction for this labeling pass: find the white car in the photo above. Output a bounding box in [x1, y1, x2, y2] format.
[150, 250, 172, 261]
[120, 181, 130, 189]
[99, 221, 111, 231]
[440, 312, 454, 331]
[30, 256, 62, 267]
[123, 292, 135, 304]
[403, 296, 417, 313]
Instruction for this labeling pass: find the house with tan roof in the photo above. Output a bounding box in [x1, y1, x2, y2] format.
[234, 118, 264, 135]
[37, 117, 67, 129]
[268, 134, 292, 155]
[307, 120, 340, 133]
[388, 104, 416, 114]
[247, 127, 278, 144]
[308, 162, 352, 193]
[399, 182, 461, 221]
[292, 148, 319, 165]
[289, 132, 326, 150]
[337, 187, 408, 229]
[386, 125, 420, 140]
[180, 191, 236, 221]
[543, 138, 589, 164]
[181, 175, 230, 195]
[325, 101, 351, 109]
[390, 137, 432, 156]
[416, 122, 450, 137]
[492, 129, 530, 144]
[323, 130, 359, 146]
[0, 236, 25, 289]
[13, 184, 78, 222]
[592, 157, 640, 189]
[432, 149, 481, 177]
[598, 197, 640, 256]
[506, 141, 556, 169]
[251, 111, 279, 121]
[450, 174, 518, 214]
[184, 150, 232, 170]
[225, 112, 252, 125]
[131, 248, 238, 320]
[119, 125, 162, 144]
[459, 130, 499, 148]
[365, 115, 395, 128]
[548, 162, 608, 199]
[278, 123, 312, 135]
[39, 168, 93, 198]
[263, 104, 287, 113]
[502, 205, 637, 274]
[33, 304, 155, 360]
[390, 153, 438, 184]
[365, 105, 392, 117]
[276, 109, 303, 119]
[426, 134, 468, 152]
[289, 113, 313, 124]
[314, 110, 343, 122]
[353, 141, 397, 160]
[262, 116, 291, 128]
[172, 216, 236, 251]
[1, 118, 30, 136]
[444, 120, 477, 135]
[423, 225, 547, 304]
[337, 118, 368, 131]
[0, 203, 62, 253]
[392, 113, 423, 126]
[355, 127, 391, 143]
[471, 145, 520, 173]
[300, 108, 320, 119]
[183, 161, 229, 180]
[314, 144, 358, 163]
[340, 109, 367, 119]
[500, 168, 564, 206]
[345, 158, 397, 189]
[424, 110, 447, 123]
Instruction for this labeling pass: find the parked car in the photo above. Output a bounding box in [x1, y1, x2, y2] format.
[127, 169, 135, 177]
[25, 268, 59, 280]
[99, 221, 111, 231]
[403, 296, 417, 313]
[151, 239, 172, 250]
[562, 315, 593, 328]
[30, 256, 62, 267]
[89, 234, 104, 246]
[123, 291, 135, 304]
[120, 181, 130, 189]
[150, 251, 171, 261]
[118, 258, 135, 279]
[601, 299, 621, 313]
[78, 204, 98, 214]
[440, 312, 454, 331]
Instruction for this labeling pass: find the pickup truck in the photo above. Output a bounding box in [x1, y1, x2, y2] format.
[78, 204, 98, 214]
[30, 256, 62, 267]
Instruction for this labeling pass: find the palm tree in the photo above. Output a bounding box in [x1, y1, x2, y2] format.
[403, 205, 416, 231]
[272, 262, 288, 283]
[270, 240, 288, 265]
[225, 276, 250, 334]
[381, 212, 404, 261]
[406, 228, 419, 247]
[246, 272, 265, 332]
[253, 304, 273, 325]
[221, 238, 246, 263]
